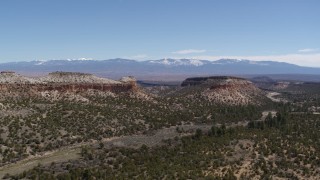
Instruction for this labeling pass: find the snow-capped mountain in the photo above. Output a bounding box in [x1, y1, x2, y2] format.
[0, 58, 319, 80]
[147, 58, 209, 66]
[146, 58, 283, 67]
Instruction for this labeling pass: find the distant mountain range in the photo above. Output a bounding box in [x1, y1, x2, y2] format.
[1, 58, 320, 81]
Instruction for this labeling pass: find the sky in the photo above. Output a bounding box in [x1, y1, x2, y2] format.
[0, 0, 319, 67]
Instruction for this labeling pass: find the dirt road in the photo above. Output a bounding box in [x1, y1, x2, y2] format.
[0, 124, 212, 178]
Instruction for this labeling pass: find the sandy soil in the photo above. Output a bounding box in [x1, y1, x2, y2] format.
[266, 92, 287, 103]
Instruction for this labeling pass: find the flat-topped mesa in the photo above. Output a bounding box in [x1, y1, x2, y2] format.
[180, 76, 262, 105]
[181, 76, 252, 89]
[39, 71, 121, 84]
[49, 72, 91, 76]
[1, 71, 15, 74]
[0, 71, 138, 93]
[0, 71, 40, 84]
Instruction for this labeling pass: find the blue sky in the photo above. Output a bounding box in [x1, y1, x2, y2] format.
[0, 0, 319, 66]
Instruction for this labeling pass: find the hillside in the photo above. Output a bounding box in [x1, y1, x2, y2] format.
[0, 73, 266, 169]
[179, 76, 265, 105]
[1, 72, 319, 179]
